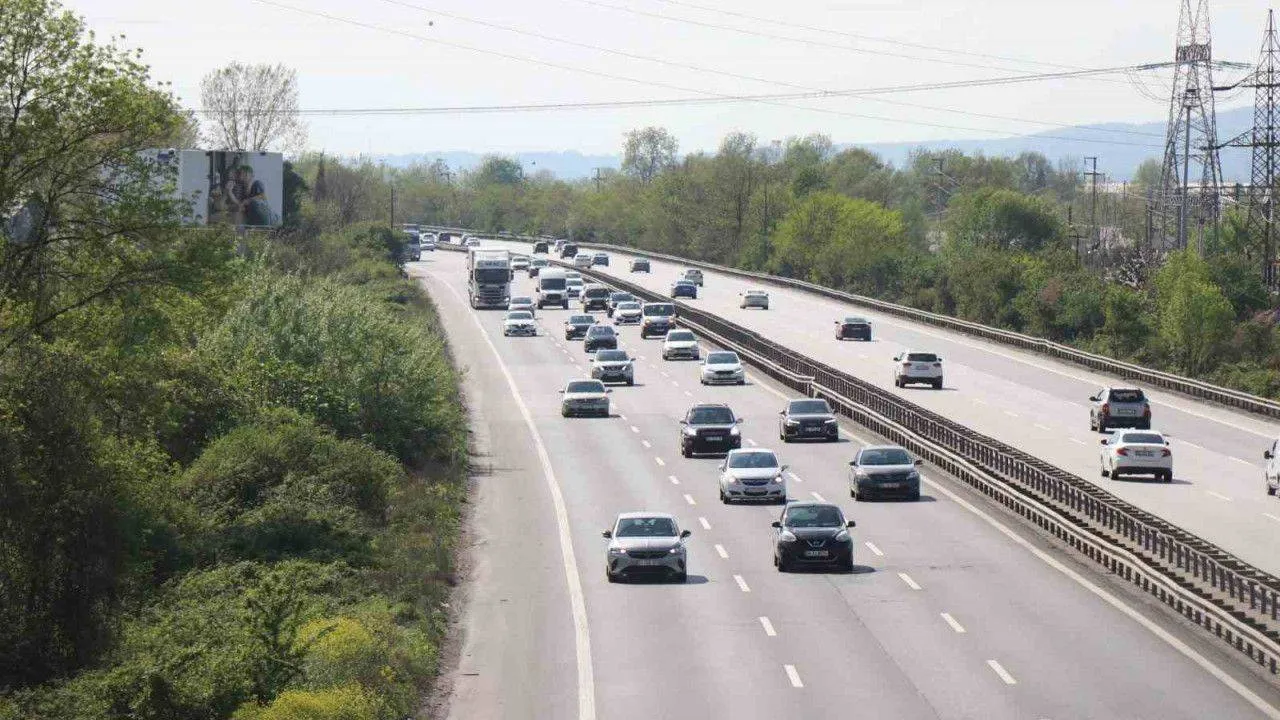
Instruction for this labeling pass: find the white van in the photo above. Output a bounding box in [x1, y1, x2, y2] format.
[537, 269, 569, 309]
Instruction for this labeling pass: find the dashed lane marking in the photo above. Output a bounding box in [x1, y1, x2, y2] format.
[734, 574, 751, 593]
[683, 493, 696, 505]
[987, 660, 1017, 685]
[864, 541, 884, 557]
[783, 665, 803, 688]
[941, 613, 966, 634]
[714, 544, 729, 559]
[759, 617, 777, 637]
[898, 572, 922, 590]
[698, 517, 711, 530]
[669, 475, 680, 485]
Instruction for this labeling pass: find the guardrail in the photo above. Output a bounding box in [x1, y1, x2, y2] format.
[558, 260, 1280, 677]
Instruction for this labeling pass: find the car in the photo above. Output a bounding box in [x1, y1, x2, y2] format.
[662, 330, 700, 360]
[630, 258, 651, 273]
[564, 270, 583, 282]
[560, 379, 611, 418]
[718, 448, 788, 504]
[590, 349, 635, 385]
[593, 252, 610, 267]
[502, 310, 537, 337]
[463, 237, 481, 248]
[566, 277, 585, 299]
[682, 268, 704, 286]
[1267, 439, 1280, 496]
[1089, 387, 1152, 432]
[583, 325, 619, 353]
[835, 317, 872, 341]
[553, 239, 566, 253]
[574, 253, 594, 270]
[679, 403, 741, 457]
[740, 290, 769, 310]
[564, 314, 596, 340]
[508, 296, 536, 314]
[422, 237, 437, 251]
[511, 255, 530, 271]
[613, 301, 643, 325]
[406, 235, 421, 261]
[700, 351, 745, 385]
[772, 502, 855, 573]
[560, 242, 579, 259]
[606, 291, 637, 317]
[529, 257, 549, 277]
[639, 302, 678, 338]
[848, 445, 922, 501]
[892, 351, 943, 389]
[533, 240, 550, 254]
[581, 284, 611, 312]
[603, 513, 690, 583]
[1100, 430, 1172, 482]
[670, 280, 698, 299]
[779, 398, 839, 443]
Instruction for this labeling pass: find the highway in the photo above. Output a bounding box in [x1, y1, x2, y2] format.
[492, 240, 1280, 577]
[415, 249, 1280, 720]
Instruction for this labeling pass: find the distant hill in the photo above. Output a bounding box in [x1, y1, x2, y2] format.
[379, 105, 1257, 182]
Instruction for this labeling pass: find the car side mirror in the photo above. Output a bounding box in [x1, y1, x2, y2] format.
[1100, 439, 1108, 445]
[913, 459, 923, 466]
[846, 520, 857, 528]
[771, 521, 782, 529]
[736, 418, 744, 424]
[1089, 395, 1100, 402]
[848, 460, 857, 466]
[1267, 450, 1275, 460]
[606, 389, 613, 394]
[778, 410, 786, 415]
[781, 464, 790, 472]
[893, 355, 901, 362]
[680, 529, 692, 538]
[558, 389, 565, 394]
[601, 530, 612, 538]
[679, 419, 688, 425]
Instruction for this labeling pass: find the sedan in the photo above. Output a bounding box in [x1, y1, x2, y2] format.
[564, 314, 596, 340]
[560, 379, 611, 418]
[773, 502, 855, 573]
[511, 255, 530, 271]
[700, 351, 745, 385]
[1100, 430, 1173, 482]
[603, 513, 690, 583]
[740, 290, 769, 310]
[718, 448, 788, 504]
[848, 445, 921, 501]
[671, 281, 698, 299]
[835, 317, 872, 341]
[662, 330, 700, 361]
[591, 349, 635, 386]
[606, 292, 637, 317]
[593, 252, 610, 267]
[502, 310, 537, 337]
[630, 258, 651, 273]
[779, 398, 839, 443]
[508, 296, 536, 314]
[583, 325, 619, 353]
[566, 278, 585, 299]
[529, 258, 549, 277]
[613, 301, 643, 325]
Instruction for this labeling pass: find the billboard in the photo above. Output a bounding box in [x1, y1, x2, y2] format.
[143, 149, 284, 227]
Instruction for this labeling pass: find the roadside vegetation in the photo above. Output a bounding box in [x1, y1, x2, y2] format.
[1, 2, 466, 718]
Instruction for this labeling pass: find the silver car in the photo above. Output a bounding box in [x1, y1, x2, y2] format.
[560, 379, 611, 418]
[700, 351, 745, 385]
[591, 349, 635, 386]
[603, 512, 691, 583]
[662, 329, 700, 360]
[740, 290, 769, 310]
[502, 310, 537, 337]
[508, 296, 536, 315]
[613, 301, 643, 325]
[718, 448, 788, 504]
[848, 445, 922, 501]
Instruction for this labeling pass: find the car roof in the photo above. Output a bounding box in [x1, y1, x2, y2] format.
[1116, 430, 1165, 439]
[859, 444, 907, 453]
[617, 511, 675, 520]
[728, 447, 775, 455]
[843, 316, 869, 322]
[783, 501, 840, 511]
[746, 289, 767, 294]
[691, 402, 731, 409]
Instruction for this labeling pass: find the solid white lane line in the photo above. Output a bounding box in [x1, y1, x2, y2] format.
[1003, 410, 1019, 418]
[1207, 490, 1233, 502]
[714, 544, 729, 559]
[810, 491, 828, 503]
[669, 475, 680, 485]
[898, 572, 922, 590]
[759, 616, 777, 637]
[864, 541, 884, 557]
[1231, 457, 1255, 466]
[1265, 513, 1280, 524]
[787, 471, 802, 483]
[618, 414, 628, 421]
[1180, 440, 1203, 450]
[783, 664, 804, 688]
[734, 574, 751, 592]
[683, 493, 696, 506]
[987, 659, 1017, 685]
[919, 474, 1280, 718]
[432, 273, 596, 719]
[655, 457, 666, 467]
[973, 398, 989, 405]
[698, 517, 711, 530]
[629, 425, 639, 433]
[641, 440, 652, 449]
[1069, 438, 1086, 446]
[941, 613, 967, 634]
[1034, 423, 1053, 432]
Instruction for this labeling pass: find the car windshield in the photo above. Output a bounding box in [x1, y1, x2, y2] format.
[689, 407, 734, 424]
[707, 352, 739, 364]
[587, 326, 615, 337]
[729, 452, 778, 469]
[617, 302, 641, 310]
[859, 448, 912, 466]
[475, 268, 510, 284]
[566, 381, 605, 393]
[668, 331, 696, 342]
[789, 400, 831, 415]
[585, 288, 609, 297]
[532, 259, 548, 266]
[906, 353, 939, 363]
[616, 517, 677, 537]
[510, 297, 532, 304]
[674, 281, 694, 288]
[541, 278, 566, 290]
[1121, 433, 1165, 444]
[634, 260, 650, 266]
[596, 350, 628, 362]
[785, 505, 844, 528]
[506, 311, 533, 320]
[568, 315, 594, 325]
[747, 291, 766, 297]
[567, 279, 584, 287]
[1110, 389, 1146, 403]
[844, 317, 868, 324]
[595, 254, 607, 259]
[644, 304, 676, 316]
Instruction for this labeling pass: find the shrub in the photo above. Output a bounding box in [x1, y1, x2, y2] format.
[231, 685, 378, 720]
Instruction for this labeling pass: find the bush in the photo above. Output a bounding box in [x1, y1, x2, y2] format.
[232, 686, 378, 720]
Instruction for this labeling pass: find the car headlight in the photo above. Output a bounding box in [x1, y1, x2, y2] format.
[779, 531, 797, 542]
[824, 419, 838, 425]
[854, 468, 868, 478]
[835, 530, 851, 543]
[773, 474, 785, 484]
[683, 427, 697, 437]
[785, 420, 800, 427]
[907, 470, 920, 480]
[729, 427, 741, 436]
[609, 547, 625, 555]
[668, 545, 684, 555]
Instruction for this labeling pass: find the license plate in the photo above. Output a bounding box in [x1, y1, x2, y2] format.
[705, 436, 723, 442]
[804, 550, 829, 558]
[804, 427, 822, 434]
[634, 559, 663, 566]
[1117, 409, 1136, 415]
[880, 483, 901, 489]
[1135, 450, 1154, 457]
[914, 364, 931, 372]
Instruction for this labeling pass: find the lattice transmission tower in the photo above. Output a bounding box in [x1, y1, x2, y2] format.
[1156, 0, 1224, 255]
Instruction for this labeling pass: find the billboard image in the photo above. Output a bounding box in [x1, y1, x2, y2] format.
[205, 151, 283, 227]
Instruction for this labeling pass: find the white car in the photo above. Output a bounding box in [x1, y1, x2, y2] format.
[740, 290, 769, 310]
[700, 351, 745, 385]
[560, 379, 611, 418]
[565, 271, 583, 281]
[603, 512, 689, 583]
[566, 277, 585, 299]
[502, 310, 537, 337]
[662, 330, 700, 361]
[892, 350, 943, 389]
[511, 255, 530, 271]
[574, 254, 594, 269]
[508, 296, 536, 314]
[718, 448, 788, 504]
[683, 268, 704, 286]
[463, 237, 481, 248]
[613, 301, 643, 325]
[1100, 430, 1173, 483]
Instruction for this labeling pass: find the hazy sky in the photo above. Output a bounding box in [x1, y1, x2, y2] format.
[69, 0, 1272, 156]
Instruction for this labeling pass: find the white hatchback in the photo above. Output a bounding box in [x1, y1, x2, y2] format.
[1100, 430, 1173, 483]
[893, 350, 943, 389]
[718, 448, 788, 504]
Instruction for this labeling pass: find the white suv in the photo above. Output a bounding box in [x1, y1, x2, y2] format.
[892, 351, 943, 389]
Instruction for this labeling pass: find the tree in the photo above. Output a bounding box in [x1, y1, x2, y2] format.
[768, 192, 910, 296]
[621, 127, 678, 183]
[470, 155, 523, 187]
[1131, 158, 1163, 192]
[1154, 251, 1235, 374]
[945, 188, 1064, 252]
[200, 63, 307, 152]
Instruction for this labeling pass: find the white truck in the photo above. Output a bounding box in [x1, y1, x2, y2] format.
[467, 248, 512, 309]
[537, 268, 569, 310]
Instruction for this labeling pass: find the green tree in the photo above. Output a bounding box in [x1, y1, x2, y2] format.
[621, 127, 678, 183]
[768, 192, 910, 296]
[1154, 251, 1235, 374]
[945, 187, 1064, 252]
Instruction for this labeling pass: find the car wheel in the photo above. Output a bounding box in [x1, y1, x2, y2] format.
[777, 555, 789, 573]
[562, 301, 568, 309]
[681, 444, 691, 458]
[893, 377, 902, 388]
[1163, 471, 1173, 483]
[1101, 465, 1109, 477]
[851, 487, 860, 501]
[909, 490, 921, 501]
[1089, 416, 1096, 432]
[1269, 480, 1277, 496]
[781, 433, 790, 443]
[719, 488, 729, 504]
[606, 569, 618, 583]
[933, 379, 943, 390]
[738, 379, 746, 386]
[675, 571, 687, 583]
[1139, 421, 1151, 430]
[626, 379, 634, 386]
[841, 556, 855, 573]
[1097, 418, 1107, 433]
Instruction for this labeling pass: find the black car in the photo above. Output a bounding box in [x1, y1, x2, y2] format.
[835, 317, 872, 341]
[533, 240, 550, 254]
[773, 502, 855, 573]
[679, 403, 742, 457]
[779, 398, 839, 443]
[631, 258, 651, 273]
[671, 281, 698, 299]
[561, 243, 579, 259]
[564, 314, 596, 340]
[584, 325, 619, 353]
[606, 291, 637, 317]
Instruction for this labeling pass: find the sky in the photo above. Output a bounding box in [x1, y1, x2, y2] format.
[67, 0, 1274, 157]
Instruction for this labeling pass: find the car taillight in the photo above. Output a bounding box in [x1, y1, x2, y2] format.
[1116, 447, 1129, 456]
[1161, 448, 1171, 457]
[1143, 405, 1151, 417]
[1100, 403, 1110, 415]
[902, 362, 912, 368]
[932, 363, 942, 368]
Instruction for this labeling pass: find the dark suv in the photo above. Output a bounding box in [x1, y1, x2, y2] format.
[772, 502, 855, 573]
[581, 285, 611, 312]
[779, 398, 839, 443]
[631, 258, 651, 273]
[533, 240, 549, 254]
[584, 325, 619, 353]
[679, 404, 742, 457]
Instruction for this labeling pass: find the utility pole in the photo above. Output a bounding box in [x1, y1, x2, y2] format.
[1084, 157, 1102, 258]
[594, 167, 604, 192]
[390, 183, 396, 227]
